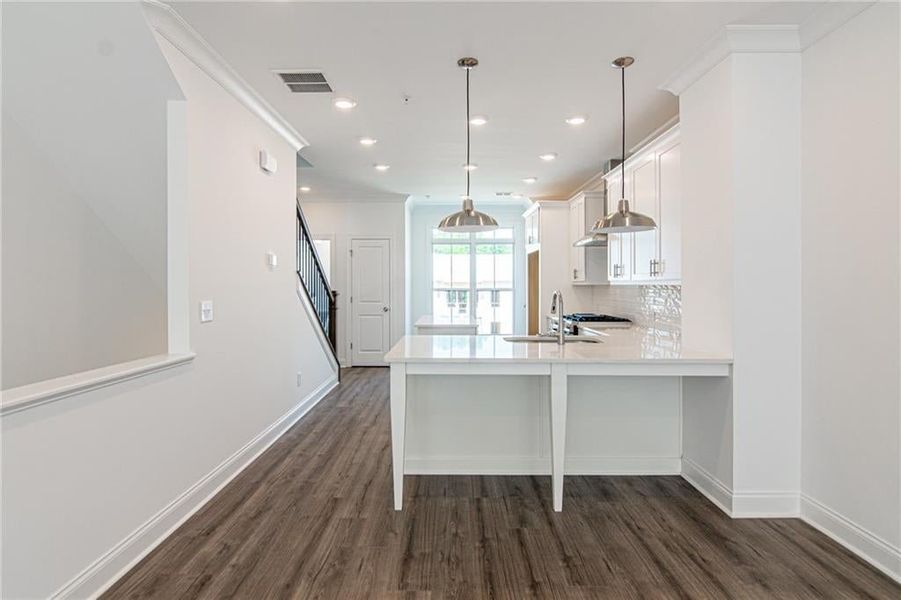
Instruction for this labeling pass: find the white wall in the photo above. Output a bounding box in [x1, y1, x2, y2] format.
[731, 50, 802, 510]
[1, 2, 179, 388]
[408, 202, 529, 334]
[0, 18, 335, 598]
[677, 47, 802, 515]
[800, 3, 900, 577]
[679, 59, 733, 356]
[668, 63, 737, 495]
[300, 200, 407, 365]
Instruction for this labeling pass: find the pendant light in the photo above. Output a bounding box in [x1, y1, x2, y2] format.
[438, 57, 498, 233]
[591, 57, 657, 234]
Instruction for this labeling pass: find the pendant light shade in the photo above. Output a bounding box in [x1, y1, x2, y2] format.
[438, 57, 498, 233]
[437, 197, 498, 232]
[591, 57, 657, 234]
[592, 199, 656, 233]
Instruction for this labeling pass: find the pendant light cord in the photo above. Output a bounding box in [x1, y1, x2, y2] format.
[620, 64, 626, 202]
[466, 66, 471, 199]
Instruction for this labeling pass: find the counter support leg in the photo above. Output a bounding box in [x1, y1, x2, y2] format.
[549, 364, 568, 512]
[390, 363, 407, 510]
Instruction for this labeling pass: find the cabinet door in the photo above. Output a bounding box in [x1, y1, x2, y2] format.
[569, 197, 585, 281]
[525, 212, 539, 248]
[605, 176, 626, 282]
[630, 157, 658, 280]
[658, 143, 682, 280]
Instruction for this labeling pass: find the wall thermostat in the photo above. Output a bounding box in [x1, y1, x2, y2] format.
[259, 150, 278, 174]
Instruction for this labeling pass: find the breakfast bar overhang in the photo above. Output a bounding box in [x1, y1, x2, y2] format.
[385, 333, 733, 512]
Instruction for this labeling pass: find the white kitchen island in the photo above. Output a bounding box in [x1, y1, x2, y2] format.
[384, 330, 732, 512]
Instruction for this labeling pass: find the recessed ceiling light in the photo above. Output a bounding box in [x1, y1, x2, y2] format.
[565, 115, 588, 125]
[539, 152, 558, 161]
[298, 186, 311, 192]
[470, 115, 488, 126]
[334, 97, 357, 110]
[522, 177, 538, 184]
[359, 137, 377, 146]
[374, 164, 390, 171]
[462, 163, 478, 171]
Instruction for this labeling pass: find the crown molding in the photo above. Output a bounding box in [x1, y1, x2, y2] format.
[797, 1, 875, 50]
[142, 0, 308, 151]
[660, 25, 800, 96]
[300, 193, 411, 204]
[661, 2, 877, 98]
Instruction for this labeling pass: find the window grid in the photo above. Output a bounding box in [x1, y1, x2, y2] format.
[431, 228, 514, 334]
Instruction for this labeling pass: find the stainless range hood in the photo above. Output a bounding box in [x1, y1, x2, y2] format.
[572, 233, 608, 248]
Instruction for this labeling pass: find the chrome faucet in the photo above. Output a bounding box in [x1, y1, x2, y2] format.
[550, 290, 565, 345]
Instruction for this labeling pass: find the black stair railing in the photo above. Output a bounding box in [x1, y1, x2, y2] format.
[296, 201, 338, 362]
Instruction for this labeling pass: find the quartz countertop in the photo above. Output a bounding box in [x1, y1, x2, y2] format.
[384, 328, 732, 365]
[414, 315, 480, 328]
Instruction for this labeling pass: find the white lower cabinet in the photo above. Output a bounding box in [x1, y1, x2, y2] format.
[603, 124, 681, 285]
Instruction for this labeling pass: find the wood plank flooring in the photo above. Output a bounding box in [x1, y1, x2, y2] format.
[104, 367, 900, 599]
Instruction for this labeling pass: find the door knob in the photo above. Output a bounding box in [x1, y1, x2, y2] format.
[382, 306, 390, 312]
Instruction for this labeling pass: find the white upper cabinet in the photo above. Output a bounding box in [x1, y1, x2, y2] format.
[524, 205, 540, 252]
[604, 173, 631, 283]
[656, 139, 682, 281]
[569, 196, 586, 280]
[602, 124, 681, 285]
[567, 191, 608, 284]
[630, 156, 658, 280]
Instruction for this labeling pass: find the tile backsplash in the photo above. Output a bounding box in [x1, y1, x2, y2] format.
[592, 284, 682, 334]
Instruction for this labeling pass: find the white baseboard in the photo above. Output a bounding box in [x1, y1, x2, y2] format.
[801, 494, 901, 584]
[682, 461, 900, 582]
[51, 375, 339, 600]
[681, 457, 734, 515]
[405, 456, 680, 476]
[681, 458, 801, 518]
[732, 491, 799, 518]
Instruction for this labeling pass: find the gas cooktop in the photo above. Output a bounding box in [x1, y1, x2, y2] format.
[563, 313, 632, 323]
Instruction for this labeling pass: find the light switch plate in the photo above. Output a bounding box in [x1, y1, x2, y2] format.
[200, 300, 214, 323]
[267, 252, 278, 268]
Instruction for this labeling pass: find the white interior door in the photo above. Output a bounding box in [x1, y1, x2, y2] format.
[350, 238, 391, 366]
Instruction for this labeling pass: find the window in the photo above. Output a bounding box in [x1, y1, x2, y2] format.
[312, 238, 332, 285]
[431, 227, 514, 334]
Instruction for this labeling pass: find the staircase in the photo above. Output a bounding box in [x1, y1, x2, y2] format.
[296, 201, 339, 367]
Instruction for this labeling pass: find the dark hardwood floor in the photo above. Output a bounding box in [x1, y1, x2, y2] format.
[104, 367, 900, 599]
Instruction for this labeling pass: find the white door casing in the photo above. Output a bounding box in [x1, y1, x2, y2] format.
[350, 238, 391, 366]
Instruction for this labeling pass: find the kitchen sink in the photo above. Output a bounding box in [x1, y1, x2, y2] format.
[503, 335, 601, 343]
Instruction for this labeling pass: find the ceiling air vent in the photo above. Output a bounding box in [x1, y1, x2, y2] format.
[276, 71, 332, 93]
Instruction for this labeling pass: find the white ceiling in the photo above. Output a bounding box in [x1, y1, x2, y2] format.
[173, 1, 825, 204]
